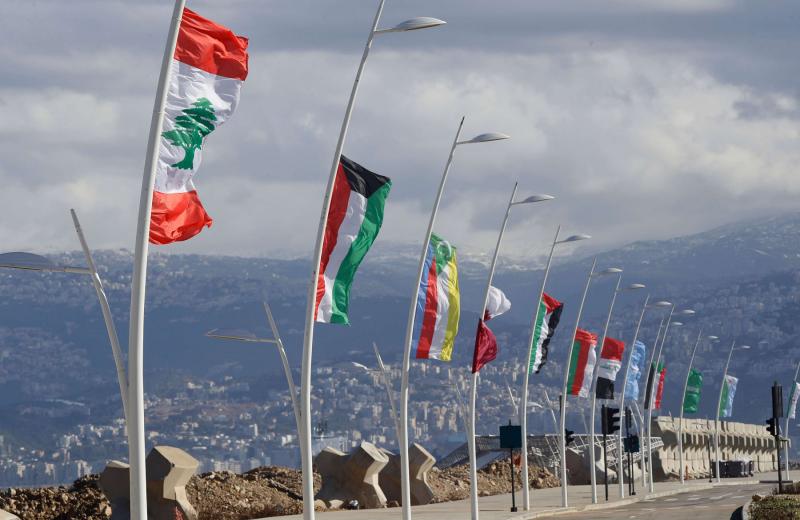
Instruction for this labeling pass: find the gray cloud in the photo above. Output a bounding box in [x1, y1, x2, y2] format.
[2, 0, 800, 263]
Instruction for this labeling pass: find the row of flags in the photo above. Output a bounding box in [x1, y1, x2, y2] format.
[154, 7, 762, 432]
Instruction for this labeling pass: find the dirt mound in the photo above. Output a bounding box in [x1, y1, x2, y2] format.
[186, 467, 322, 520]
[0, 475, 111, 520]
[0, 461, 557, 519]
[429, 459, 559, 502]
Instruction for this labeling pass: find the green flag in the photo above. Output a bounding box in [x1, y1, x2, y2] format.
[682, 369, 702, 414]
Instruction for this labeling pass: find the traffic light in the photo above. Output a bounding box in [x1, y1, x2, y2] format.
[625, 407, 633, 430]
[623, 434, 641, 453]
[602, 406, 621, 435]
[766, 417, 780, 437]
[565, 429, 576, 446]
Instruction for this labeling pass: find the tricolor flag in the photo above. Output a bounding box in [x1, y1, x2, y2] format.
[595, 337, 625, 400]
[624, 340, 646, 401]
[719, 374, 738, 418]
[788, 381, 800, 419]
[654, 362, 667, 410]
[485, 286, 511, 320]
[528, 293, 563, 375]
[566, 329, 598, 397]
[472, 320, 497, 373]
[414, 234, 460, 361]
[682, 369, 703, 414]
[151, 8, 249, 245]
[315, 156, 392, 324]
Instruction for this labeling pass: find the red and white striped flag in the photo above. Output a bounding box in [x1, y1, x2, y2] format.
[151, 8, 249, 245]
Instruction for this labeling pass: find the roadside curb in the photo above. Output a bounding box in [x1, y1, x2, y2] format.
[507, 480, 761, 519]
[740, 499, 752, 520]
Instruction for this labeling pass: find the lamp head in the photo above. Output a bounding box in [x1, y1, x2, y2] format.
[0, 252, 89, 275]
[205, 328, 276, 344]
[557, 234, 591, 244]
[376, 17, 446, 34]
[459, 132, 511, 145]
[620, 283, 646, 292]
[650, 301, 673, 308]
[512, 194, 555, 205]
[594, 267, 623, 277]
[677, 309, 696, 316]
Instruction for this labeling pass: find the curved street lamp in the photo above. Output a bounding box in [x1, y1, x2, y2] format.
[519, 228, 590, 510]
[714, 342, 751, 483]
[398, 119, 510, 520]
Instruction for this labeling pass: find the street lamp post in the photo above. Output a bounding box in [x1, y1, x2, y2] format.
[615, 297, 671, 497]
[588, 275, 646, 503]
[468, 183, 554, 520]
[714, 342, 750, 483]
[295, 4, 445, 519]
[205, 302, 301, 436]
[557, 261, 621, 507]
[645, 307, 694, 492]
[0, 210, 128, 433]
[398, 121, 510, 520]
[679, 332, 718, 484]
[519, 229, 590, 510]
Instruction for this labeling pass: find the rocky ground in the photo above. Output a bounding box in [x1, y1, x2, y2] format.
[0, 461, 558, 520]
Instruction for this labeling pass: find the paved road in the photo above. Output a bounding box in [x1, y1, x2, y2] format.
[535, 483, 773, 520]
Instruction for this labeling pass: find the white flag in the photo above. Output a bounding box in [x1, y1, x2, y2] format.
[788, 382, 800, 419]
[485, 286, 511, 320]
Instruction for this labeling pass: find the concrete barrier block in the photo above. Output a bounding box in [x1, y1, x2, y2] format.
[316, 441, 389, 509]
[0, 510, 20, 520]
[378, 443, 435, 506]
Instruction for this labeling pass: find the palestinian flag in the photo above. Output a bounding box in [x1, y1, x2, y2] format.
[682, 369, 702, 414]
[472, 320, 498, 373]
[566, 328, 598, 397]
[528, 293, 563, 374]
[151, 8, 249, 245]
[315, 156, 391, 324]
[595, 337, 625, 400]
[414, 234, 460, 361]
[653, 362, 667, 410]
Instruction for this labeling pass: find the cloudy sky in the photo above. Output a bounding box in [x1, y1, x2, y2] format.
[2, 0, 799, 263]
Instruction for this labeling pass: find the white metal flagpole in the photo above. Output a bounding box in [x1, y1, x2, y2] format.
[588, 272, 622, 503]
[615, 294, 649, 498]
[679, 329, 703, 485]
[714, 340, 736, 484]
[469, 182, 518, 520]
[399, 117, 464, 520]
[647, 307, 674, 492]
[71, 209, 129, 432]
[559, 257, 597, 508]
[127, 1, 186, 518]
[299, 2, 386, 518]
[641, 317, 665, 488]
[520, 225, 560, 510]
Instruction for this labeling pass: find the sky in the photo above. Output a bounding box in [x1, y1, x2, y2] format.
[2, 0, 799, 264]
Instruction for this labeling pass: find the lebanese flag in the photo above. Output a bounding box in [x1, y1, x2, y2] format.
[471, 320, 497, 373]
[150, 8, 249, 245]
[566, 328, 598, 397]
[595, 337, 625, 400]
[528, 292, 563, 374]
[314, 156, 392, 324]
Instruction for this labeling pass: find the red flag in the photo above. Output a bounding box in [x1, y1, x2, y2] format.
[471, 320, 497, 373]
[654, 365, 667, 409]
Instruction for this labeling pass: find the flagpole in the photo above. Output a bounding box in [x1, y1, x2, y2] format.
[785, 361, 800, 481]
[264, 302, 302, 437]
[615, 294, 649, 498]
[467, 182, 518, 520]
[127, 1, 186, 518]
[714, 339, 736, 484]
[588, 272, 622, 504]
[646, 305, 674, 493]
[71, 209, 129, 432]
[298, 2, 387, 518]
[679, 329, 703, 485]
[641, 316, 664, 488]
[399, 117, 464, 520]
[559, 257, 597, 508]
[519, 225, 559, 511]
